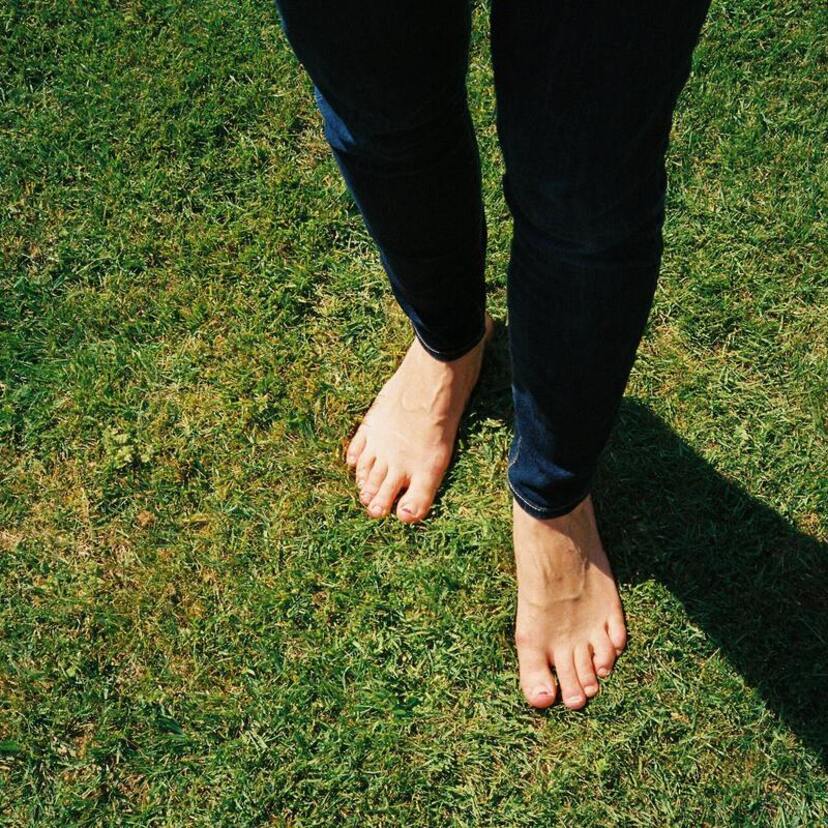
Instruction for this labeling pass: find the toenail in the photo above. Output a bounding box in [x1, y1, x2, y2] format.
[566, 695, 584, 706]
[597, 667, 609, 678]
[533, 685, 555, 698]
[369, 504, 383, 515]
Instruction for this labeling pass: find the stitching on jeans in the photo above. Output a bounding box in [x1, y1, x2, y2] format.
[509, 478, 591, 519]
[509, 480, 548, 515]
[508, 439, 553, 516]
[507, 435, 522, 471]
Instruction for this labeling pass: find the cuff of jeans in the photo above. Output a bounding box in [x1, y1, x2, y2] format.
[508, 478, 591, 520]
[411, 320, 487, 363]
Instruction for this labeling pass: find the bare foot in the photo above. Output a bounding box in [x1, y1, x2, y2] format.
[513, 495, 627, 710]
[345, 314, 494, 522]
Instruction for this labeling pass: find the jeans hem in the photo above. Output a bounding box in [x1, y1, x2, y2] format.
[508, 479, 591, 520]
[412, 320, 487, 363]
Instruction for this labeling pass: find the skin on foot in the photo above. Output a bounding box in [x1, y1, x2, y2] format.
[513, 495, 627, 710]
[345, 314, 494, 523]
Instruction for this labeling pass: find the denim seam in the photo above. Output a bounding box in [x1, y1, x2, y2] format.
[508, 477, 591, 520]
[412, 320, 487, 363]
[507, 435, 521, 471]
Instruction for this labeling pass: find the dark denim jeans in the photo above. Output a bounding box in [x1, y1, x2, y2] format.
[275, 0, 710, 518]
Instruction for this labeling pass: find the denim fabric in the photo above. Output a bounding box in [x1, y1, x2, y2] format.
[275, 0, 710, 518]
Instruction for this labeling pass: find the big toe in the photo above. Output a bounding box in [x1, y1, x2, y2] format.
[516, 637, 558, 709]
[396, 469, 442, 524]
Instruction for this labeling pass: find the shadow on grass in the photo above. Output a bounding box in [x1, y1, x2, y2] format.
[468, 320, 827, 765]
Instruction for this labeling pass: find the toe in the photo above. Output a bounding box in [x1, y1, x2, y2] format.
[553, 651, 586, 710]
[592, 632, 617, 678]
[346, 427, 367, 468]
[355, 451, 375, 492]
[575, 644, 599, 698]
[396, 470, 442, 523]
[607, 611, 627, 655]
[516, 637, 558, 709]
[360, 461, 387, 505]
[368, 470, 407, 518]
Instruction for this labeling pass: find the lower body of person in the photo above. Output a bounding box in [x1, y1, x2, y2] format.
[274, 0, 710, 709]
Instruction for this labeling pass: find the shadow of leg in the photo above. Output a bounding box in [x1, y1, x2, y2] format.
[597, 399, 827, 764]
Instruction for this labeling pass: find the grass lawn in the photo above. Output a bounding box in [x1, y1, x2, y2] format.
[1, 0, 826, 824]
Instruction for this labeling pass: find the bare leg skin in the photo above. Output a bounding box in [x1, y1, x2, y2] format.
[513, 495, 627, 709]
[346, 314, 494, 522]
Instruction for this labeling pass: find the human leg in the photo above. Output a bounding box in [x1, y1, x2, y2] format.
[491, 0, 711, 706]
[275, 1, 492, 520]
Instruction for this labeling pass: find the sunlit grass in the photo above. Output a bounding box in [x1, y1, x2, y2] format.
[1, 1, 826, 824]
